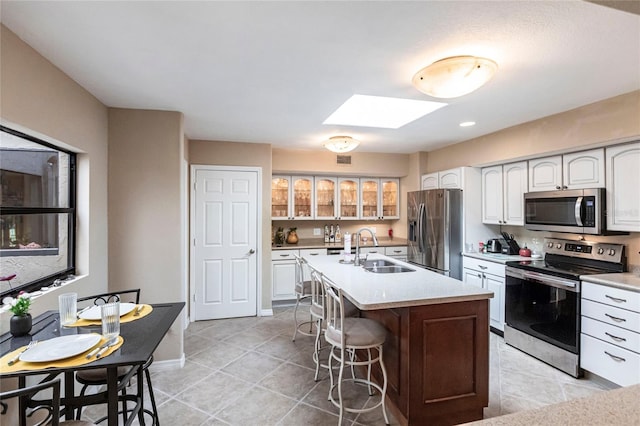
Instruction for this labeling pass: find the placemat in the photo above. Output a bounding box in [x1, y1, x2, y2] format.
[69, 304, 153, 327]
[1, 335, 124, 374]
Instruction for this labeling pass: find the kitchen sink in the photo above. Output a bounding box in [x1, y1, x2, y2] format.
[361, 259, 415, 273]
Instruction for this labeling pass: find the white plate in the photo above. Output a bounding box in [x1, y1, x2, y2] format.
[79, 302, 137, 320]
[20, 333, 101, 362]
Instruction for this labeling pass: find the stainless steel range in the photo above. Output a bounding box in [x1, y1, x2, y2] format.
[504, 238, 626, 377]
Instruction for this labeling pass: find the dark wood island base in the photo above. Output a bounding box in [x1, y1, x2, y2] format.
[361, 299, 489, 426]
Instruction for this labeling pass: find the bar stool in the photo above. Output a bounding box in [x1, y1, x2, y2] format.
[323, 278, 389, 425]
[292, 254, 314, 341]
[309, 267, 327, 381]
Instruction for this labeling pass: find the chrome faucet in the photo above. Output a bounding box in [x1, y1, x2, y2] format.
[354, 227, 379, 266]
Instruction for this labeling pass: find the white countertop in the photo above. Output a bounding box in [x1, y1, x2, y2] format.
[580, 272, 640, 293]
[304, 254, 493, 310]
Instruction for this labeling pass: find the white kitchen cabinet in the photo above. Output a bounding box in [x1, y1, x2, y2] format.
[360, 178, 400, 220]
[315, 177, 338, 220]
[528, 149, 604, 192]
[463, 257, 505, 331]
[606, 142, 640, 232]
[421, 168, 463, 190]
[580, 280, 640, 386]
[271, 249, 298, 300]
[421, 172, 439, 190]
[385, 246, 407, 261]
[337, 177, 359, 220]
[271, 175, 314, 220]
[482, 161, 527, 226]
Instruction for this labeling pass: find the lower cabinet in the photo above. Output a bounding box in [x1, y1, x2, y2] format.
[385, 246, 407, 261]
[580, 281, 640, 386]
[463, 257, 505, 332]
[271, 249, 298, 300]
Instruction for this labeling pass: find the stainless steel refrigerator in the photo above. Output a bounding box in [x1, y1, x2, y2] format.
[407, 189, 463, 279]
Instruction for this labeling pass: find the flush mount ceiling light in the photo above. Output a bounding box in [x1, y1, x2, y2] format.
[412, 56, 498, 99]
[459, 121, 476, 127]
[323, 94, 447, 129]
[323, 136, 360, 153]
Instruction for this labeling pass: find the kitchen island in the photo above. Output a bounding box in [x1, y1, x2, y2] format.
[304, 254, 494, 426]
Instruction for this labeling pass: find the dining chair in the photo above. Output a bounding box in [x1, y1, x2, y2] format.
[323, 278, 389, 425]
[74, 289, 159, 426]
[291, 254, 313, 341]
[0, 378, 96, 426]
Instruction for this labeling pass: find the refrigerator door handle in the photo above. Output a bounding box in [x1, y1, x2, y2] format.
[418, 202, 425, 253]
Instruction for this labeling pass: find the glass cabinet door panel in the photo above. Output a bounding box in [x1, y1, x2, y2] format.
[271, 176, 290, 219]
[338, 178, 359, 219]
[315, 177, 337, 219]
[360, 178, 380, 219]
[381, 179, 399, 218]
[292, 177, 313, 218]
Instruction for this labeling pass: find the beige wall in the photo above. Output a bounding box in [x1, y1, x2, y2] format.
[108, 109, 186, 360]
[0, 24, 108, 331]
[425, 91, 640, 172]
[272, 148, 410, 177]
[190, 140, 273, 311]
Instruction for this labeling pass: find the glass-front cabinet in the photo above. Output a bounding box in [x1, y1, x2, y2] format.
[315, 177, 337, 219]
[360, 178, 400, 219]
[338, 178, 359, 220]
[271, 176, 313, 219]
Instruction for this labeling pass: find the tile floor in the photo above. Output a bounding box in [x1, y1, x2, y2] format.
[83, 306, 612, 425]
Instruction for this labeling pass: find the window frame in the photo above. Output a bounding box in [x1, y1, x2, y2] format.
[0, 125, 77, 298]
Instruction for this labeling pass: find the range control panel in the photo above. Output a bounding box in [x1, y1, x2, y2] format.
[544, 238, 625, 263]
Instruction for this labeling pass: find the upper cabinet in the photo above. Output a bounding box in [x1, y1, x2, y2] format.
[482, 161, 528, 226]
[528, 148, 604, 192]
[271, 176, 314, 220]
[315, 177, 337, 220]
[360, 178, 400, 220]
[606, 142, 640, 232]
[421, 168, 463, 190]
[338, 178, 359, 220]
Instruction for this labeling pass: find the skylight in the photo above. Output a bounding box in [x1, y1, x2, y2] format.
[323, 95, 447, 129]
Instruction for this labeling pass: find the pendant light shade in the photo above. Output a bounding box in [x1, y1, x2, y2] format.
[412, 56, 498, 99]
[323, 136, 360, 153]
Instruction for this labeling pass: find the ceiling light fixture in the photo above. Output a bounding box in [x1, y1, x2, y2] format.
[412, 56, 498, 99]
[459, 121, 476, 127]
[323, 136, 360, 153]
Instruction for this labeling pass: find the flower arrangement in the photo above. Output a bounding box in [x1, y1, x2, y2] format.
[9, 292, 31, 316]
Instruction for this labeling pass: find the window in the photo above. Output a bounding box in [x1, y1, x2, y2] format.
[0, 126, 76, 298]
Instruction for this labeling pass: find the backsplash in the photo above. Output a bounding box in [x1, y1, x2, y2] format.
[272, 219, 399, 241]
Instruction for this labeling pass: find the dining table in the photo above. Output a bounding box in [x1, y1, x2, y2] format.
[0, 302, 185, 426]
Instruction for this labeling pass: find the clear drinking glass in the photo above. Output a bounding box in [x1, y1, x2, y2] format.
[101, 302, 120, 342]
[58, 292, 77, 326]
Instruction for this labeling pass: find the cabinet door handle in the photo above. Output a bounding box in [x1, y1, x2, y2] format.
[393, 250, 401, 254]
[604, 351, 626, 362]
[604, 332, 626, 342]
[280, 254, 290, 257]
[556, 185, 561, 190]
[605, 313, 626, 322]
[605, 294, 627, 304]
[478, 265, 488, 270]
[477, 274, 482, 278]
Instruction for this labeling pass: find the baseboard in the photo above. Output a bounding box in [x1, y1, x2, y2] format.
[149, 353, 185, 373]
[260, 308, 274, 317]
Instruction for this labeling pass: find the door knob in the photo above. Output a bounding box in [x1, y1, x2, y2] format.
[249, 249, 256, 254]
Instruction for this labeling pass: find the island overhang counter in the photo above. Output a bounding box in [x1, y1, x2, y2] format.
[304, 253, 494, 426]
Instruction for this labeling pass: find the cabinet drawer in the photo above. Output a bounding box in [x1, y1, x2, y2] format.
[580, 333, 640, 386]
[299, 248, 324, 257]
[384, 246, 407, 256]
[271, 249, 299, 261]
[582, 299, 640, 333]
[582, 316, 640, 353]
[462, 257, 505, 278]
[360, 247, 383, 255]
[582, 281, 640, 312]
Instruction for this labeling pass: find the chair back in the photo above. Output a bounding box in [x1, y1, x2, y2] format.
[309, 267, 327, 321]
[1, 378, 62, 426]
[78, 289, 140, 307]
[322, 277, 346, 348]
[293, 253, 308, 296]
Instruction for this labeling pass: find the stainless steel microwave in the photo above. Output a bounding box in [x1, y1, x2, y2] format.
[524, 188, 605, 235]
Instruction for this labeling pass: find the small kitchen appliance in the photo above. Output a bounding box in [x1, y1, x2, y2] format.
[486, 239, 504, 253]
[504, 237, 626, 377]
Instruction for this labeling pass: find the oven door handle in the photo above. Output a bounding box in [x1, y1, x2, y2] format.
[521, 270, 579, 292]
[575, 196, 583, 227]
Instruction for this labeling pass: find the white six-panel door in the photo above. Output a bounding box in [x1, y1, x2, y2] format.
[192, 167, 259, 320]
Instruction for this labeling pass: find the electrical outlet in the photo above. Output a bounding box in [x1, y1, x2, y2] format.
[313, 228, 322, 236]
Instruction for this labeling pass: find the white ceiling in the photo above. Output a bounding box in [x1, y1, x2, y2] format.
[1, 1, 639, 154]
